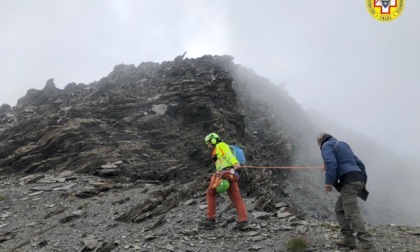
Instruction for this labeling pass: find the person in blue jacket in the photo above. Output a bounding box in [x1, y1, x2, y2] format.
[317, 132, 377, 251]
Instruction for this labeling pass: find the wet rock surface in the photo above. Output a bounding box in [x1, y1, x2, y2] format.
[0, 55, 419, 251]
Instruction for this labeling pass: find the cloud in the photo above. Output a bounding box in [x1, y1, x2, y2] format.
[0, 0, 419, 158]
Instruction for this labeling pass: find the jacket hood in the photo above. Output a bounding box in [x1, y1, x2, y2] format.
[317, 132, 335, 148]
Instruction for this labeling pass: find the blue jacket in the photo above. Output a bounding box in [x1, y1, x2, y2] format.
[321, 137, 367, 185]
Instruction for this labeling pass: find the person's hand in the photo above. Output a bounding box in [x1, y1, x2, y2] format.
[233, 163, 240, 170]
[221, 171, 231, 180]
[325, 184, 333, 192]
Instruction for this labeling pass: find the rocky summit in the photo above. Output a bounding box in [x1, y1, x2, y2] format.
[0, 55, 419, 251]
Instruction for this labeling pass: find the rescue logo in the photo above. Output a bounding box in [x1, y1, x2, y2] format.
[366, 0, 404, 21]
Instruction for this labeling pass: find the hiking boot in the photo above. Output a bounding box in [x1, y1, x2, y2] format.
[336, 240, 357, 250]
[197, 218, 216, 227]
[231, 221, 248, 231]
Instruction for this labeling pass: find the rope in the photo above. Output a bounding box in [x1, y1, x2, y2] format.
[239, 165, 324, 170]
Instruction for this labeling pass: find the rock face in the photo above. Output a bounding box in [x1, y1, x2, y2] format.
[0, 55, 419, 251]
[0, 56, 325, 215]
[0, 55, 322, 213]
[2, 57, 249, 179]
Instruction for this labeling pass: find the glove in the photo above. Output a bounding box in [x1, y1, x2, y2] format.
[210, 175, 223, 189]
[221, 170, 240, 182]
[221, 171, 231, 180]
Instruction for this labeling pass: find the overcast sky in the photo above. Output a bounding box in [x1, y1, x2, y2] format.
[1, 0, 419, 158]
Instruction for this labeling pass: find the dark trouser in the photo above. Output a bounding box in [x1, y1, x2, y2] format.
[335, 181, 375, 249]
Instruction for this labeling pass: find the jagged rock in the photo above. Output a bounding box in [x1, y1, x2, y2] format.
[243, 231, 260, 236]
[63, 82, 88, 92]
[251, 235, 266, 241]
[143, 214, 167, 231]
[43, 78, 61, 97]
[37, 239, 48, 247]
[179, 229, 198, 236]
[277, 212, 293, 219]
[251, 211, 272, 219]
[82, 238, 99, 249]
[96, 168, 119, 176]
[1, 212, 11, 220]
[275, 202, 289, 208]
[111, 197, 130, 205]
[144, 235, 157, 241]
[37, 176, 66, 183]
[52, 183, 77, 191]
[247, 245, 263, 251]
[116, 185, 178, 223]
[74, 189, 99, 198]
[30, 186, 53, 191]
[0, 231, 15, 242]
[288, 216, 298, 222]
[198, 204, 207, 210]
[97, 242, 118, 252]
[59, 210, 84, 223]
[151, 104, 168, 115]
[183, 199, 195, 205]
[44, 205, 66, 219]
[58, 170, 74, 177]
[19, 174, 44, 184]
[28, 191, 44, 197]
[174, 51, 187, 61]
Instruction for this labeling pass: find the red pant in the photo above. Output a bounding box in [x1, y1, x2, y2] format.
[206, 176, 248, 222]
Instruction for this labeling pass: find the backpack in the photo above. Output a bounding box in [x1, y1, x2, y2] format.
[229, 145, 246, 165]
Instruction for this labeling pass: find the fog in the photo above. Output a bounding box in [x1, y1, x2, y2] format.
[1, 2, 419, 194]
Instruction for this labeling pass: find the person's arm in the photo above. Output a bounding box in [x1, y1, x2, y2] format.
[322, 141, 338, 186]
[233, 163, 240, 170]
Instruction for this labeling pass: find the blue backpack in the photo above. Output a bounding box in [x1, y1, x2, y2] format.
[229, 145, 246, 165]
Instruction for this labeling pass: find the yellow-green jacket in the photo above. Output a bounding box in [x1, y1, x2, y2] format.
[212, 142, 239, 171]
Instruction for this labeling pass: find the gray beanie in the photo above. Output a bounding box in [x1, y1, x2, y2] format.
[317, 132, 333, 146]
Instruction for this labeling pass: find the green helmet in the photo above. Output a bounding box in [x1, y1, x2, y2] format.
[204, 133, 220, 145]
[216, 179, 230, 193]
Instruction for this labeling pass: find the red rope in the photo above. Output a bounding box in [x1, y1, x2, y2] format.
[240, 165, 324, 170]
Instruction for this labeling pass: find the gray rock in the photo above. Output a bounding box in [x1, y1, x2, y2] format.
[151, 104, 168, 115]
[252, 211, 272, 219]
[277, 212, 293, 219]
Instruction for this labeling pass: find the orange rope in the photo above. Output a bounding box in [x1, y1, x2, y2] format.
[240, 165, 324, 170]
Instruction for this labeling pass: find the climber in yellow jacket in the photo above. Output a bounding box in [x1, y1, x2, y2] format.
[198, 133, 249, 231]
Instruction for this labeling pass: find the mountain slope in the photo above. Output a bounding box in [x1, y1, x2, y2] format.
[0, 55, 419, 251]
[0, 55, 329, 218]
